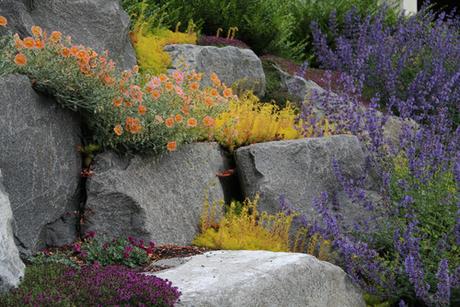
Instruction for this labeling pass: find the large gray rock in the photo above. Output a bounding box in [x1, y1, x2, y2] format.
[153, 250, 365, 307]
[274, 65, 326, 105]
[165, 44, 266, 96]
[0, 74, 81, 255]
[236, 136, 379, 222]
[0, 0, 136, 69]
[84, 143, 230, 245]
[0, 170, 25, 293]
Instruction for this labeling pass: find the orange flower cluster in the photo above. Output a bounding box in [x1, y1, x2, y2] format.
[2, 17, 230, 154]
[125, 117, 142, 134]
[11, 23, 117, 79]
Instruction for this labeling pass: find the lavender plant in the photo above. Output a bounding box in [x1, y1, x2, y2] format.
[295, 55, 460, 304]
[311, 5, 460, 127]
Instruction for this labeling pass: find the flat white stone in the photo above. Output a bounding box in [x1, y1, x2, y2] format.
[152, 250, 365, 307]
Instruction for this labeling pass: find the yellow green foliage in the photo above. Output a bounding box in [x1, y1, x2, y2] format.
[193, 195, 293, 252]
[193, 194, 333, 260]
[132, 28, 196, 75]
[212, 92, 301, 150]
[212, 92, 335, 151]
[127, 0, 197, 75]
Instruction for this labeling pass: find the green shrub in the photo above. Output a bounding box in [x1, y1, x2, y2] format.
[129, 0, 302, 59]
[122, 1, 399, 62]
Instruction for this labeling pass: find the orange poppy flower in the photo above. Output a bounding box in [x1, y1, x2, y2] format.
[189, 82, 199, 91]
[0, 16, 8, 27]
[70, 46, 79, 56]
[138, 104, 147, 115]
[114, 124, 123, 136]
[125, 100, 133, 108]
[172, 70, 184, 82]
[194, 73, 202, 81]
[35, 39, 45, 49]
[167, 141, 177, 152]
[49, 31, 62, 43]
[165, 117, 174, 128]
[14, 53, 27, 66]
[210, 72, 219, 82]
[159, 74, 168, 82]
[151, 90, 161, 100]
[23, 37, 35, 49]
[61, 47, 71, 57]
[187, 117, 198, 128]
[165, 82, 174, 91]
[210, 88, 219, 97]
[77, 50, 88, 60]
[204, 97, 214, 107]
[211, 73, 221, 86]
[31, 26, 42, 37]
[125, 117, 142, 134]
[203, 116, 215, 127]
[174, 114, 183, 123]
[113, 97, 123, 107]
[223, 87, 233, 98]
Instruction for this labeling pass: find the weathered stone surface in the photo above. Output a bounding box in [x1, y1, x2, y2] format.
[274, 65, 325, 105]
[0, 74, 81, 255]
[84, 143, 230, 245]
[165, 44, 266, 96]
[236, 136, 378, 221]
[0, 170, 25, 293]
[153, 250, 365, 307]
[0, 0, 136, 69]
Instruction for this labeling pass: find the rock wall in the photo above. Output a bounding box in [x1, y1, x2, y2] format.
[84, 143, 231, 245]
[0, 74, 82, 255]
[236, 135, 380, 224]
[0, 0, 136, 69]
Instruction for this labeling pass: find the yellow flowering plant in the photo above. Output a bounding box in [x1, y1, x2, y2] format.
[193, 195, 293, 252]
[132, 28, 197, 75]
[212, 92, 301, 151]
[128, 0, 197, 75]
[0, 18, 227, 154]
[193, 194, 332, 259]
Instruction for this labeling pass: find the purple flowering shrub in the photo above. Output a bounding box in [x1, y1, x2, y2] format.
[294, 58, 460, 304]
[0, 263, 181, 306]
[311, 5, 460, 126]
